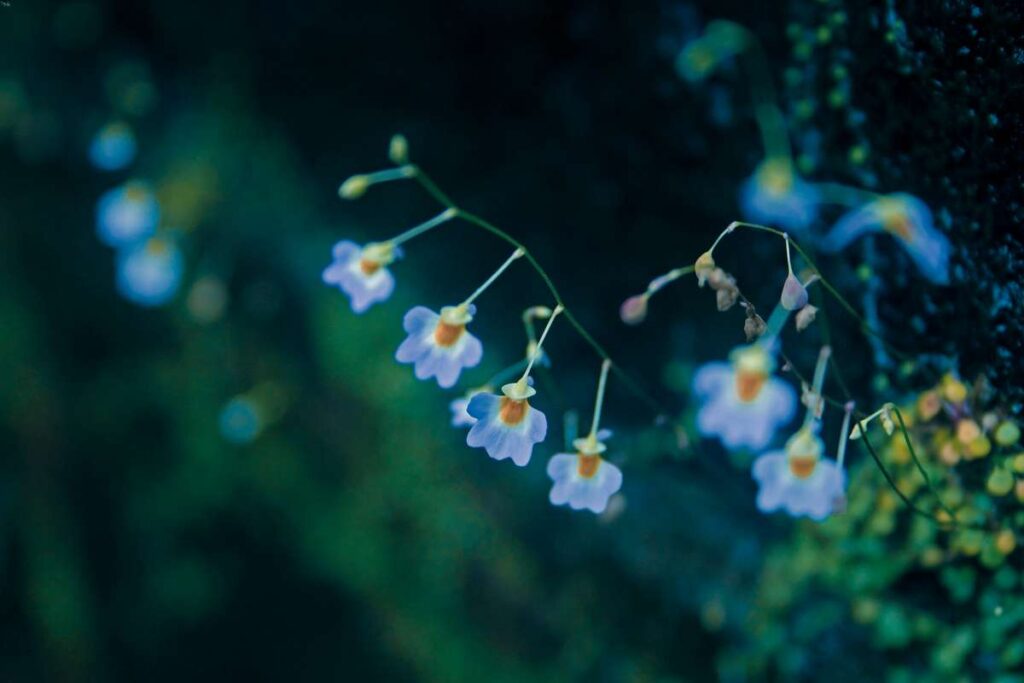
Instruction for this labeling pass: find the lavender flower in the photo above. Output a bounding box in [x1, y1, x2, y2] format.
[395, 304, 483, 388]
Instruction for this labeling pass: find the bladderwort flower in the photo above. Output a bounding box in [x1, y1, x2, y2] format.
[396, 248, 523, 388]
[547, 360, 623, 514]
[323, 208, 456, 313]
[739, 158, 821, 233]
[115, 235, 184, 307]
[466, 306, 562, 466]
[819, 193, 951, 285]
[450, 357, 531, 429]
[693, 312, 797, 451]
[96, 181, 160, 248]
[322, 240, 401, 313]
[88, 121, 137, 171]
[752, 351, 850, 521]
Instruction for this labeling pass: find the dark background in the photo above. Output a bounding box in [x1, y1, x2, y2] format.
[1, 1, 1020, 681]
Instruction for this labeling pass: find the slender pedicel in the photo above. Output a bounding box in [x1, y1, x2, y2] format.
[485, 358, 530, 388]
[757, 302, 792, 348]
[459, 248, 524, 307]
[709, 221, 739, 254]
[588, 359, 612, 439]
[391, 208, 458, 247]
[784, 233, 795, 276]
[837, 401, 855, 470]
[519, 304, 564, 382]
[802, 346, 832, 428]
[339, 166, 415, 199]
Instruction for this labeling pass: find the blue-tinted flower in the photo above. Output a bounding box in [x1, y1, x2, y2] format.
[752, 426, 845, 520]
[466, 378, 547, 466]
[219, 395, 263, 444]
[88, 121, 136, 171]
[739, 158, 820, 232]
[819, 193, 951, 284]
[115, 236, 184, 307]
[450, 387, 488, 428]
[322, 240, 398, 313]
[96, 181, 160, 248]
[693, 344, 797, 451]
[395, 304, 482, 388]
[547, 430, 621, 514]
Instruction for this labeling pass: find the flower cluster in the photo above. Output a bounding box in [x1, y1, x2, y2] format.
[92, 126, 185, 307]
[325, 138, 628, 515]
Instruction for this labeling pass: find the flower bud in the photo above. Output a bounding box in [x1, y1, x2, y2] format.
[694, 251, 715, 287]
[795, 304, 818, 331]
[620, 294, 649, 325]
[880, 406, 896, 436]
[339, 174, 370, 199]
[743, 311, 767, 341]
[780, 273, 809, 310]
[389, 134, 409, 164]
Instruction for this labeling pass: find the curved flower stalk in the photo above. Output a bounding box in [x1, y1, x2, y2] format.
[465, 306, 562, 466]
[333, 135, 672, 427]
[819, 193, 951, 285]
[547, 360, 623, 514]
[395, 248, 522, 388]
[752, 347, 848, 520]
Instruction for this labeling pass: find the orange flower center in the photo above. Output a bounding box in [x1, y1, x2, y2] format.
[498, 397, 529, 426]
[883, 212, 913, 241]
[787, 455, 817, 479]
[576, 453, 601, 479]
[359, 258, 382, 276]
[433, 321, 465, 347]
[735, 369, 767, 403]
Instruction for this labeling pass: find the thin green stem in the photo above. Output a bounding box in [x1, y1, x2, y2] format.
[589, 360, 612, 437]
[724, 22, 792, 162]
[390, 208, 457, 246]
[857, 428, 955, 529]
[837, 401, 854, 470]
[406, 166, 671, 419]
[485, 358, 529, 388]
[892, 407, 959, 520]
[522, 306, 562, 380]
[460, 248, 524, 307]
[801, 346, 831, 429]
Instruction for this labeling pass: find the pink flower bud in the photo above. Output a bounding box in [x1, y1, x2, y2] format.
[620, 294, 649, 325]
[780, 273, 809, 310]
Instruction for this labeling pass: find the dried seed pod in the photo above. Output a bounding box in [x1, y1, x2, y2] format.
[795, 304, 818, 331]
